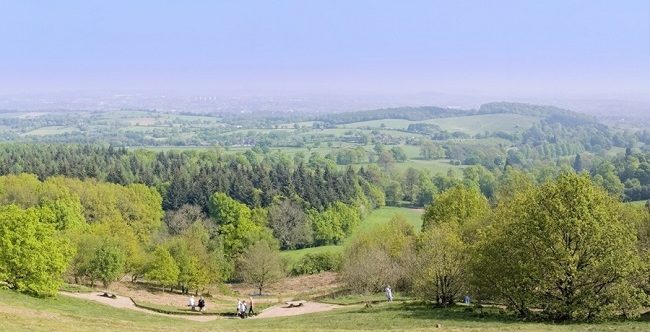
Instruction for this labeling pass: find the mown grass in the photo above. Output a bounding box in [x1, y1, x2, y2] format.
[2, 289, 648, 332]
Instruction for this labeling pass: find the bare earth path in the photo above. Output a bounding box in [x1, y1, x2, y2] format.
[59, 291, 220, 322]
[59, 292, 346, 321]
[253, 301, 344, 318]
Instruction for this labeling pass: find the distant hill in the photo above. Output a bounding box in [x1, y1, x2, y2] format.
[478, 102, 598, 126]
[317, 102, 597, 126]
[316, 106, 470, 124]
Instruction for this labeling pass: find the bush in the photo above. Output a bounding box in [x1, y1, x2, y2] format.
[291, 251, 342, 275]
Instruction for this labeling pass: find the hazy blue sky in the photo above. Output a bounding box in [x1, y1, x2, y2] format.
[1, 0, 649, 98]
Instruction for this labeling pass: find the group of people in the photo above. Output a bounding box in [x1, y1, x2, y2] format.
[187, 295, 206, 312]
[236, 297, 254, 318]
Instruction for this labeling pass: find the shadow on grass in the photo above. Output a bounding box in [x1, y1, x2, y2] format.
[352, 302, 522, 325]
[345, 301, 650, 327]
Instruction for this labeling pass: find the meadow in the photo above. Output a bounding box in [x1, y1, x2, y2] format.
[1, 289, 648, 332]
[280, 206, 423, 265]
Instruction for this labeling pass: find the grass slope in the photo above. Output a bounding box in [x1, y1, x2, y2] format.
[341, 113, 540, 135]
[280, 207, 423, 265]
[1, 289, 647, 332]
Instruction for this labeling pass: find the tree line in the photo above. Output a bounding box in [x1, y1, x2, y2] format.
[0, 143, 385, 213]
[0, 171, 376, 296]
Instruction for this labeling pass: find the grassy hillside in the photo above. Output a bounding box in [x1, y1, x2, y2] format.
[281, 207, 423, 265]
[341, 113, 540, 134]
[1, 289, 647, 332]
[423, 113, 540, 135]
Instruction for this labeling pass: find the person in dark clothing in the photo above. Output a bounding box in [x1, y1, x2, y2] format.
[198, 297, 206, 313]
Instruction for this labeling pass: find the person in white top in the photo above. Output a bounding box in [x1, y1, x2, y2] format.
[385, 285, 393, 302]
[188, 295, 196, 311]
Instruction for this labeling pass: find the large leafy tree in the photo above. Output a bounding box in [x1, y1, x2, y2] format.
[267, 200, 312, 250]
[208, 192, 274, 257]
[146, 246, 180, 292]
[0, 205, 74, 297]
[472, 172, 644, 320]
[413, 223, 467, 305]
[422, 185, 489, 231]
[88, 240, 126, 288]
[341, 215, 416, 294]
[310, 202, 361, 245]
[238, 241, 284, 295]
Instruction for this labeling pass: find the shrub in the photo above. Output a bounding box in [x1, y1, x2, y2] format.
[291, 251, 342, 275]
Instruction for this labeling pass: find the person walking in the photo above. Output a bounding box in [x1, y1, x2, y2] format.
[198, 296, 206, 313]
[236, 299, 242, 318]
[188, 295, 196, 311]
[248, 296, 255, 316]
[241, 301, 247, 319]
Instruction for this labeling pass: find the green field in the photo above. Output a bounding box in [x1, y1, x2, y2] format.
[355, 206, 423, 232]
[1, 289, 648, 332]
[424, 114, 541, 135]
[341, 114, 540, 135]
[281, 207, 423, 264]
[23, 126, 80, 136]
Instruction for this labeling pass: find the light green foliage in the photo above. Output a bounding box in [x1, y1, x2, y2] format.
[0, 174, 86, 231]
[290, 251, 342, 275]
[422, 185, 489, 231]
[146, 246, 180, 292]
[384, 180, 403, 205]
[413, 222, 467, 305]
[310, 202, 361, 245]
[0, 205, 74, 297]
[89, 219, 147, 281]
[238, 241, 284, 295]
[0, 173, 42, 207]
[167, 237, 202, 294]
[52, 177, 163, 244]
[462, 165, 497, 199]
[472, 173, 645, 320]
[88, 240, 125, 288]
[591, 160, 625, 199]
[419, 140, 445, 160]
[166, 222, 227, 294]
[208, 192, 274, 257]
[118, 184, 164, 243]
[342, 215, 416, 293]
[39, 197, 85, 231]
[495, 168, 535, 204]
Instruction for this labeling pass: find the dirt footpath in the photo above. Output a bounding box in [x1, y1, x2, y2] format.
[253, 301, 343, 318]
[59, 291, 220, 322]
[60, 292, 346, 321]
